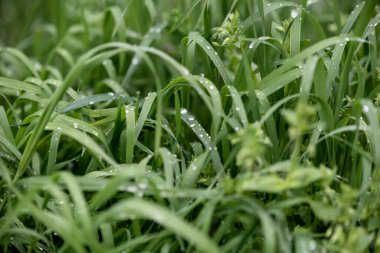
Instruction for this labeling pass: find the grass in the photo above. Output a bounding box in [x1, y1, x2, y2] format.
[0, 0, 379, 252]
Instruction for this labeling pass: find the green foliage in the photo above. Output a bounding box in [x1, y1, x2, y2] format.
[212, 12, 244, 47]
[0, 0, 379, 252]
[231, 123, 271, 170]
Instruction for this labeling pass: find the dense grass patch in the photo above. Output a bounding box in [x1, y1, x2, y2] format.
[0, 0, 380, 252]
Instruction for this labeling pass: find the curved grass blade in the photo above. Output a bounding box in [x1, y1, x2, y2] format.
[125, 105, 136, 164]
[169, 0, 201, 32]
[59, 92, 117, 113]
[181, 151, 209, 188]
[180, 109, 223, 173]
[44, 122, 117, 168]
[44, 79, 80, 100]
[162, 75, 223, 137]
[226, 85, 248, 127]
[46, 129, 61, 175]
[0, 77, 45, 96]
[96, 199, 221, 253]
[0, 106, 15, 146]
[361, 100, 380, 167]
[0, 130, 22, 161]
[188, 32, 232, 86]
[261, 68, 302, 96]
[136, 92, 156, 139]
[259, 36, 355, 89]
[0, 47, 39, 77]
[300, 56, 319, 102]
[54, 115, 106, 145]
[122, 22, 167, 86]
[159, 148, 178, 188]
[239, 1, 298, 32]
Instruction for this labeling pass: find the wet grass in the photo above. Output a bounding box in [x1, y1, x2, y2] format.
[0, 0, 380, 252]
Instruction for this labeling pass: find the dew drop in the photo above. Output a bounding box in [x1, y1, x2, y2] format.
[152, 27, 161, 33]
[309, 241, 317, 251]
[291, 9, 299, 18]
[73, 123, 78, 129]
[138, 183, 148, 190]
[89, 101, 94, 105]
[249, 42, 254, 49]
[180, 108, 187, 115]
[108, 92, 114, 97]
[206, 45, 211, 50]
[362, 105, 369, 113]
[182, 69, 190, 75]
[188, 115, 195, 121]
[132, 58, 139, 65]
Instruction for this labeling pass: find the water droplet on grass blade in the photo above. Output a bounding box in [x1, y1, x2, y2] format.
[131, 58, 139, 65]
[180, 108, 187, 115]
[291, 9, 299, 18]
[181, 69, 190, 75]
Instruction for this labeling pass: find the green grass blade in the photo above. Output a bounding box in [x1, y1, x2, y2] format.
[96, 198, 221, 253]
